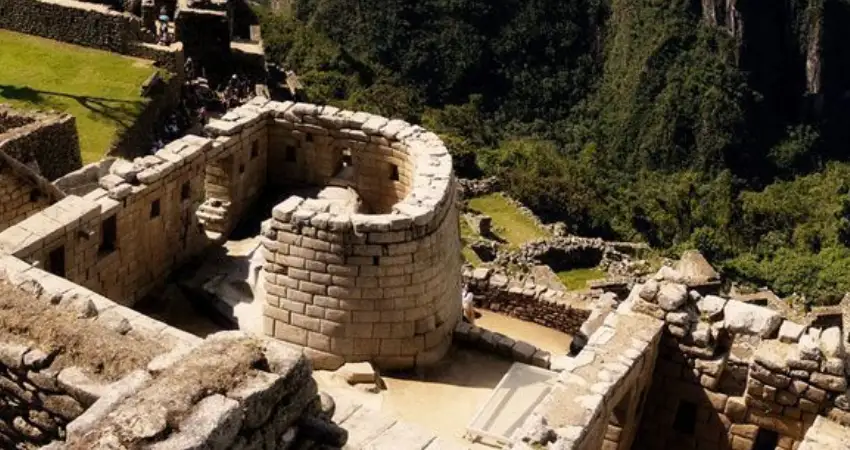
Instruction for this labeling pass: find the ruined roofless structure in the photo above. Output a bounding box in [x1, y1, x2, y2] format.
[0, 97, 462, 372]
[2, 96, 850, 448]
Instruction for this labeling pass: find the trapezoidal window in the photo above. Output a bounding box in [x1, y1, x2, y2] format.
[47, 246, 66, 278]
[285, 146, 297, 162]
[753, 429, 779, 450]
[250, 140, 259, 159]
[341, 149, 353, 166]
[672, 400, 697, 435]
[150, 199, 161, 219]
[99, 215, 117, 255]
[389, 163, 399, 181]
[181, 182, 191, 201]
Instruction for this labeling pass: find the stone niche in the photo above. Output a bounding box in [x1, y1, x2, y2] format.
[255, 102, 463, 371]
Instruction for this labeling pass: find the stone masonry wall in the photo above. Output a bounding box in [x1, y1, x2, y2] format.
[0, 259, 342, 449]
[0, 254, 201, 448]
[508, 302, 664, 450]
[196, 99, 464, 371]
[627, 267, 850, 450]
[464, 267, 592, 335]
[56, 331, 345, 450]
[265, 104, 415, 214]
[0, 0, 143, 54]
[199, 106, 270, 238]
[0, 110, 82, 181]
[0, 134, 216, 306]
[0, 163, 52, 232]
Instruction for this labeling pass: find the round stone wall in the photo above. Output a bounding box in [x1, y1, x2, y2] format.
[260, 104, 462, 370]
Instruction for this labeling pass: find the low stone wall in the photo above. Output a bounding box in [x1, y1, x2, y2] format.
[509, 302, 664, 449]
[0, 110, 82, 181]
[625, 269, 850, 449]
[464, 268, 591, 335]
[0, 268, 343, 449]
[0, 137, 215, 306]
[56, 331, 345, 450]
[0, 340, 88, 448]
[453, 322, 552, 369]
[0, 257, 200, 447]
[126, 41, 185, 75]
[52, 159, 116, 197]
[0, 155, 57, 232]
[0, 0, 143, 54]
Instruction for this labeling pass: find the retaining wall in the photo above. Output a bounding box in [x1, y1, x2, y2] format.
[464, 268, 592, 335]
[0, 110, 82, 181]
[57, 331, 343, 450]
[0, 0, 143, 54]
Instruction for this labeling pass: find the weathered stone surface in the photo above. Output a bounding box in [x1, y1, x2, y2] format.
[630, 297, 665, 320]
[66, 370, 151, 440]
[148, 394, 243, 450]
[750, 363, 790, 388]
[57, 366, 106, 406]
[798, 335, 822, 361]
[724, 397, 748, 422]
[0, 342, 29, 368]
[638, 280, 659, 301]
[778, 320, 806, 343]
[819, 327, 845, 359]
[656, 283, 687, 311]
[227, 371, 288, 428]
[810, 372, 847, 392]
[696, 295, 726, 320]
[723, 300, 782, 337]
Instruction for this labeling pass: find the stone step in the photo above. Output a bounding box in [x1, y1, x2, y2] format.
[196, 210, 226, 223]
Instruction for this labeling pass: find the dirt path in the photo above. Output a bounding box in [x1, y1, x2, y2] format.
[475, 309, 572, 355]
[362, 312, 572, 448]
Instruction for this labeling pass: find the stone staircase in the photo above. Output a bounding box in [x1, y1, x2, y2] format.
[196, 198, 230, 240]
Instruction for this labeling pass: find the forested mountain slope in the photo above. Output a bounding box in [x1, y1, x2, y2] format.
[258, 0, 850, 306]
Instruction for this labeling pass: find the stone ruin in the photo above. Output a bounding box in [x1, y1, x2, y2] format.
[0, 94, 848, 449]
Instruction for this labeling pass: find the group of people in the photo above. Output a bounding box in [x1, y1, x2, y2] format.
[156, 7, 174, 46]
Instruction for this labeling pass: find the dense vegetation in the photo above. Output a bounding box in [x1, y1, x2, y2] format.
[258, 0, 850, 307]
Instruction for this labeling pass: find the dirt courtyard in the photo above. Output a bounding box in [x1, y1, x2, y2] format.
[315, 310, 572, 449]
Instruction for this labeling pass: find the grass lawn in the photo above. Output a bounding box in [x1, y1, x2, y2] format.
[557, 268, 607, 291]
[467, 193, 551, 248]
[459, 218, 483, 266]
[0, 30, 156, 163]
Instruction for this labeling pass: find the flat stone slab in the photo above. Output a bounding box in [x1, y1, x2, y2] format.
[338, 362, 377, 385]
[339, 406, 398, 449]
[362, 421, 436, 450]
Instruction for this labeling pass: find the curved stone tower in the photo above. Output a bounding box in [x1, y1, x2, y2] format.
[259, 103, 462, 370]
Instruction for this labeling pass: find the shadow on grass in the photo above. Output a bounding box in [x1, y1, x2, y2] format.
[0, 84, 145, 128]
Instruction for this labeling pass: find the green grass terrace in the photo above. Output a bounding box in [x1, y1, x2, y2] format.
[0, 30, 157, 163]
[462, 193, 610, 290]
[461, 193, 551, 266]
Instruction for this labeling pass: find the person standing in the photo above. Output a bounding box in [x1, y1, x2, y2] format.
[461, 285, 476, 325]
